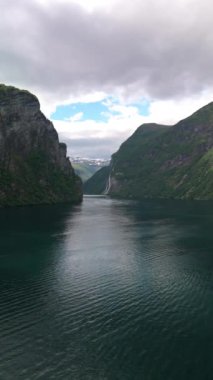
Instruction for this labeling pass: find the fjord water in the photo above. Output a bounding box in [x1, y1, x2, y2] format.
[0, 197, 212, 380]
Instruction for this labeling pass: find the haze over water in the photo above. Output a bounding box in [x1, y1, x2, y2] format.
[0, 196, 212, 380]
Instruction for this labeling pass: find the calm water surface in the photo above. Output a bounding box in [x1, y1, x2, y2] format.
[0, 196, 212, 380]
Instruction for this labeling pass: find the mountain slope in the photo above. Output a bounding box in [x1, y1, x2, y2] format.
[0, 84, 83, 206]
[72, 160, 109, 183]
[85, 103, 213, 200]
[72, 162, 98, 182]
[84, 166, 110, 194]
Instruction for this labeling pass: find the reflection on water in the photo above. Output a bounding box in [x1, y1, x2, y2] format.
[0, 196, 212, 379]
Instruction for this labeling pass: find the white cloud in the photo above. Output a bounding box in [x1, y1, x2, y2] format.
[36, 0, 119, 12]
[40, 91, 107, 119]
[1, 0, 213, 105]
[53, 92, 213, 158]
[65, 112, 84, 122]
[53, 101, 145, 158]
[1, 0, 213, 157]
[147, 92, 213, 125]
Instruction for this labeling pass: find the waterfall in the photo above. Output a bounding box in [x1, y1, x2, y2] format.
[103, 174, 111, 195]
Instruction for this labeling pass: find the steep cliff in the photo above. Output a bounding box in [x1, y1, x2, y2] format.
[85, 103, 213, 200]
[0, 84, 83, 206]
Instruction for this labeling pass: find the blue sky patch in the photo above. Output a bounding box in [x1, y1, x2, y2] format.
[132, 100, 150, 116]
[51, 101, 109, 122]
[51, 97, 150, 122]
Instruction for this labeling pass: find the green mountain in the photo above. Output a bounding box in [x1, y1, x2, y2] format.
[72, 162, 98, 183]
[0, 84, 83, 206]
[84, 103, 213, 200]
[84, 166, 110, 194]
[72, 160, 110, 183]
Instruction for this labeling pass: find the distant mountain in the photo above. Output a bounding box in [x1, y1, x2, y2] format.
[84, 166, 110, 194]
[72, 158, 110, 183]
[84, 103, 213, 200]
[0, 84, 82, 206]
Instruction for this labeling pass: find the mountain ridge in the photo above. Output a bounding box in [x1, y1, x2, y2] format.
[84, 102, 213, 200]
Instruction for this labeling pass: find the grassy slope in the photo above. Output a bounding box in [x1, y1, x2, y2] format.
[84, 166, 110, 194]
[72, 163, 99, 183]
[85, 103, 213, 200]
[110, 105, 213, 199]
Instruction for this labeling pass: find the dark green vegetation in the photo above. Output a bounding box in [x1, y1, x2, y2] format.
[84, 166, 110, 194]
[85, 103, 213, 199]
[72, 162, 102, 182]
[0, 84, 82, 206]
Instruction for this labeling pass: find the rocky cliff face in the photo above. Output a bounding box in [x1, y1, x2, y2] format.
[85, 103, 213, 200]
[0, 84, 82, 206]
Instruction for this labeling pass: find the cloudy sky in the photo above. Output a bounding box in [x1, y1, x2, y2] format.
[1, 0, 213, 158]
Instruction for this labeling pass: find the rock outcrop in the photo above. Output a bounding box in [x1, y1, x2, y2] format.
[0, 84, 83, 206]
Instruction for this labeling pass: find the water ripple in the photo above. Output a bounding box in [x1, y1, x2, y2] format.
[0, 197, 213, 379]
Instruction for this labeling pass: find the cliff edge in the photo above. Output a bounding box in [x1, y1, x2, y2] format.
[0, 84, 83, 206]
